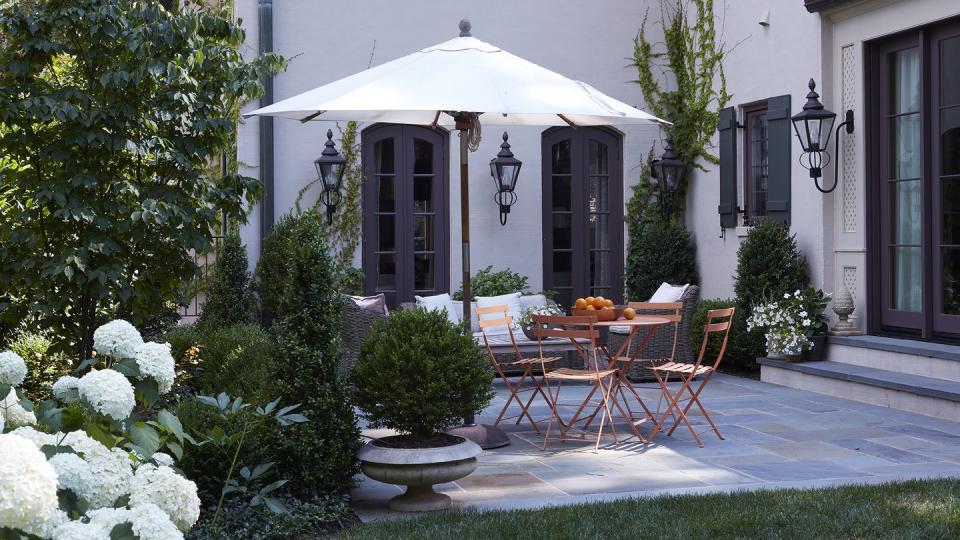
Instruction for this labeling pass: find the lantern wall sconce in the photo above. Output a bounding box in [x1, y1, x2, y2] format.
[314, 129, 347, 224]
[650, 137, 686, 217]
[791, 79, 854, 193]
[489, 132, 522, 226]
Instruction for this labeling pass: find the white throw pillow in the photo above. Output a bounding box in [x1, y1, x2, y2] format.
[415, 293, 460, 325]
[519, 294, 549, 311]
[476, 292, 523, 335]
[347, 294, 389, 315]
[648, 282, 690, 303]
[452, 300, 480, 333]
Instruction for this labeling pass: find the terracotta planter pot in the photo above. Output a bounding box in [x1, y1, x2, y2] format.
[358, 436, 482, 512]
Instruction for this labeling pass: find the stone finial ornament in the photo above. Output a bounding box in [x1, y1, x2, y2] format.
[830, 286, 860, 336]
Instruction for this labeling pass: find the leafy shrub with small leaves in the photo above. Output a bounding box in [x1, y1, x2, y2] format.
[262, 212, 360, 496]
[164, 323, 277, 403]
[453, 265, 531, 300]
[732, 219, 810, 369]
[626, 218, 700, 300]
[197, 231, 258, 330]
[352, 308, 494, 439]
[186, 495, 352, 540]
[5, 330, 72, 401]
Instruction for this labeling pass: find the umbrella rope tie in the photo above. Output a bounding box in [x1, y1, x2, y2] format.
[459, 113, 481, 152]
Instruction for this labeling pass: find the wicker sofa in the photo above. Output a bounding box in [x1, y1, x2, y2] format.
[340, 297, 388, 375]
[606, 285, 700, 382]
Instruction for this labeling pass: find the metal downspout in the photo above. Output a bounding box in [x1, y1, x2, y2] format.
[258, 0, 274, 242]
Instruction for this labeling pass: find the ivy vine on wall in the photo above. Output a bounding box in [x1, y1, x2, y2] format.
[296, 121, 364, 294]
[632, 0, 731, 221]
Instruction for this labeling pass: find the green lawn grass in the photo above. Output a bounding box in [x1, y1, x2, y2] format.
[340, 479, 960, 539]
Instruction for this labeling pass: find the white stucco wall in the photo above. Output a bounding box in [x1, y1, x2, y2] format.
[237, 0, 664, 295]
[687, 0, 827, 301]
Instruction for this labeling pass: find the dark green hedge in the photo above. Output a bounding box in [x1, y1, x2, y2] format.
[626, 219, 700, 300]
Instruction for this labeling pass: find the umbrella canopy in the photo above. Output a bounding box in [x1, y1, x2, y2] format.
[246, 21, 667, 127]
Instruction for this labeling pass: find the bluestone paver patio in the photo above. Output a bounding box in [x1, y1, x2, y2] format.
[353, 374, 960, 521]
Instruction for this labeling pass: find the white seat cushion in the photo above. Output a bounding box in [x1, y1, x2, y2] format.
[649, 282, 690, 303]
[415, 293, 460, 325]
[519, 293, 549, 311]
[476, 292, 523, 335]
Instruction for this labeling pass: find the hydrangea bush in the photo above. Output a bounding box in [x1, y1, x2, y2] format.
[747, 288, 831, 357]
[0, 320, 197, 539]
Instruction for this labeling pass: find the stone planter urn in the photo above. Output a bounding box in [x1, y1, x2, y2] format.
[358, 435, 482, 512]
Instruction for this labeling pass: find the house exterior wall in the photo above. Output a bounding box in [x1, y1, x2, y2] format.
[236, 0, 664, 295]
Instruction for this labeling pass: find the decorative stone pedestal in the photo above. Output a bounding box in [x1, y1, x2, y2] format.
[830, 286, 862, 336]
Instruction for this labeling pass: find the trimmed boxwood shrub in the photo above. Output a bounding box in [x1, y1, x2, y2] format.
[732, 219, 809, 369]
[263, 211, 360, 496]
[352, 307, 494, 440]
[196, 231, 258, 330]
[626, 218, 700, 300]
[186, 495, 352, 539]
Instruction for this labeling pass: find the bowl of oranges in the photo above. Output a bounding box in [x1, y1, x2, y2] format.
[571, 296, 622, 321]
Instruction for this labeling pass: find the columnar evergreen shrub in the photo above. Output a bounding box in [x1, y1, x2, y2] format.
[262, 213, 360, 495]
[352, 308, 494, 440]
[197, 232, 258, 330]
[732, 219, 810, 368]
[254, 215, 298, 322]
[626, 219, 700, 300]
[690, 298, 738, 369]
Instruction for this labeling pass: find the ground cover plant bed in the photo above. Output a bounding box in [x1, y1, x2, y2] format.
[340, 479, 960, 539]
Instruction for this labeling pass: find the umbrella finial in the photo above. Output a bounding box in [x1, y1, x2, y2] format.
[459, 19, 471, 37]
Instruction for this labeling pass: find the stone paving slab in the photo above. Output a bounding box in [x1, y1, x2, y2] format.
[352, 373, 960, 521]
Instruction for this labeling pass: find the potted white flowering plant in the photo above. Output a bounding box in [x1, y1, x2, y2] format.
[747, 287, 831, 362]
[517, 303, 565, 340]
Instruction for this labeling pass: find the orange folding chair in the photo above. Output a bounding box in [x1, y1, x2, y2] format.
[533, 315, 625, 451]
[477, 305, 560, 433]
[648, 307, 735, 447]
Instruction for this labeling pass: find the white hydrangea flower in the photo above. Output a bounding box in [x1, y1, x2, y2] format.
[134, 342, 176, 394]
[77, 368, 136, 421]
[127, 503, 184, 540]
[152, 452, 175, 467]
[0, 434, 59, 531]
[93, 319, 144, 360]
[54, 516, 114, 540]
[0, 350, 27, 386]
[20, 507, 68, 539]
[60, 430, 135, 509]
[9, 426, 55, 448]
[1, 387, 37, 427]
[53, 375, 82, 403]
[75, 504, 183, 540]
[129, 465, 200, 532]
[49, 453, 94, 501]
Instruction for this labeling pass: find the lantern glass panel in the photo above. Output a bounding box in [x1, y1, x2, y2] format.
[319, 162, 344, 191]
[500, 164, 520, 191]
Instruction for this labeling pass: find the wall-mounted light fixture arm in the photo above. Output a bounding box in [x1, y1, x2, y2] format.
[818, 109, 855, 194]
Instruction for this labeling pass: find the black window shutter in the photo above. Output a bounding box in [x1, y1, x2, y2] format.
[718, 106, 738, 228]
[765, 95, 792, 225]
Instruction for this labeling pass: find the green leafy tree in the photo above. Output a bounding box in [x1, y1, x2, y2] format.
[732, 219, 810, 369]
[261, 212, 360, 496]
[453, 266, 532, 301]
[632, 0, 730, 220]
[0, 0, 283, 358]
[197, 231, 258, 330]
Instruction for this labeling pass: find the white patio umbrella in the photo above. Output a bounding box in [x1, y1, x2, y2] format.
[247, 19, 668, 328]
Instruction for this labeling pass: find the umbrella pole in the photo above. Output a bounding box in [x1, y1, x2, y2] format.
[446, 123, 510, 449]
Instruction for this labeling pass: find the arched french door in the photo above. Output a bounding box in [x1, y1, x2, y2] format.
[541, 127, 624, 309]
[361, 124, 449, 307]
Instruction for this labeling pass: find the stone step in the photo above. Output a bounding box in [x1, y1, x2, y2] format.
[758, 359, 960, 422]
[826, 335, 960, 382]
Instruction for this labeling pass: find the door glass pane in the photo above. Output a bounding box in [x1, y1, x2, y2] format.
[891, 48, 920, 114]
[941, 36, 960, 108]
[552, 140, 571, 174]
[414, 176, 433, 212]
[378, 216, 395, 251]
[374, 139, 394, 174]
[377, 254, 396, 290]
[942, 247, 960, 315]
[552, 213, 572, 249]
[413, 139, 433, 174]
[589, 176, 609, 213]
[414, 215, 433, 251]
[890, 115, 922, 179]
[589, 140, 608, 175]
[378, 176, 395, 212]
[892, 246, 922, 312]
[552, 252, 572, 287]
[554, 289, 573, 311]
[590, 251, 610, 289]
[552, 176, 572, 211]
[749, 110, 770, 220]
[889, 180, 922, 244]
[414, 254, 434, 291]
[942, 106, 960, 176]
[590, 214, 609, 249]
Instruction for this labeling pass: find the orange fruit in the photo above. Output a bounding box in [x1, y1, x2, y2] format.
[585, 304, 596, 311]
[592, 296, 606, 309]
[585, 296, 595, 306]
[574, 298, 587, 310]
[604, 299, 614, 308]
[623, 307, 636, 320]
